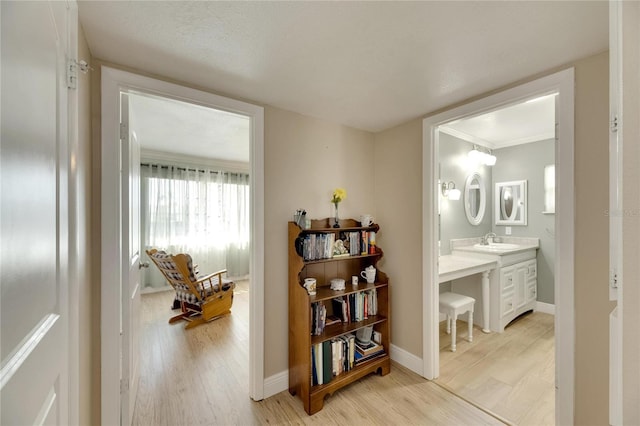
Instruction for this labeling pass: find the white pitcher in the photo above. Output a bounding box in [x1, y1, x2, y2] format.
[360, 266, 376, 284]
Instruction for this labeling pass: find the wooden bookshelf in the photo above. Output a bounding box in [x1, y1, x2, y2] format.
[288, 218, 391, 415]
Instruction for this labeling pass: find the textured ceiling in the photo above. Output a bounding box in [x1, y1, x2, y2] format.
[129, 92, 250, 163]
[79, 1, 608, 133]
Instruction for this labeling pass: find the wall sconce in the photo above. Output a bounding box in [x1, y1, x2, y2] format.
[441, 181, 461, 200]
[468, 145, 497, 166]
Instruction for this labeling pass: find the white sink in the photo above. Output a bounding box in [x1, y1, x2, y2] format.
[473, 243, 521, 251]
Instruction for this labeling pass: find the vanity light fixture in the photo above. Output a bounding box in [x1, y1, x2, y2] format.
[468, 145, 497, 166]
[441, 181, 461, 200]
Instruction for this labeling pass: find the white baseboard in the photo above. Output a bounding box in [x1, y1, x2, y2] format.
[263, 370, 288, 399]
[390, 343, 423, 376]
[140, 285, 173, 295]
[536, 301, 556, 315]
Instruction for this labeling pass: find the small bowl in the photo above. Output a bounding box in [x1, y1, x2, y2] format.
[330, 278, 345, 291]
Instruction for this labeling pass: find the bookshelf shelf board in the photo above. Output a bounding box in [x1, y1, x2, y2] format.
[299, 225, 379, 233]
[310, 281, 388, 302]
[311, 315, 388, 345]
[302, 252, 381, 266]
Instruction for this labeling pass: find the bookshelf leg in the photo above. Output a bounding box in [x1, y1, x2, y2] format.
[309, 394, 325, 415]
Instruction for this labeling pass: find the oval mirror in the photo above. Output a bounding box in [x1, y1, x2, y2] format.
[464, 173, 486, 225]
[501, 186, 515, 220]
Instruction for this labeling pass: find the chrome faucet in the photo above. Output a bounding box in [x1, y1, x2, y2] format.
[482, 232, 497, 245]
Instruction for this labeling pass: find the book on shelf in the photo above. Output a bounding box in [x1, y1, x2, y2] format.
[322, 341, 332, 384]
[302, 233, 335, 261]
[311, 334, 357, 386]
[331, 298, 347, 323]
[368, 231, 376, 255]
[311, 344, 320, 385]
[311, 301, 327, 336]
[355, 349, 385, 365]
[329, 289, 378, 324]
[361, 230, 369, 255]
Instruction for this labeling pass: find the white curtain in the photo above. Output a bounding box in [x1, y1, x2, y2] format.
[141, 164, 250, 289]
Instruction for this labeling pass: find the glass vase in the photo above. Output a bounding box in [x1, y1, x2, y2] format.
[333, 202, 340, 228]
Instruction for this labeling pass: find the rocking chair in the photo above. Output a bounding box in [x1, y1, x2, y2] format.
[146, 249, 235, 329]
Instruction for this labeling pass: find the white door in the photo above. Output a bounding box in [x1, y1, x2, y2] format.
[120, 93, 143, 425]
[1, 1, 71, 424]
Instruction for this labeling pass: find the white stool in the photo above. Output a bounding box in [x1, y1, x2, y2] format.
[439, 292, 475, 352]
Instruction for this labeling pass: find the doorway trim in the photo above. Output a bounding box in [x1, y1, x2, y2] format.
[422, 68, 575, 425]
[100, 66, 265, 425]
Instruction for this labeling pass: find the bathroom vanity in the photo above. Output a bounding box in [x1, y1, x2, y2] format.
[451, 238, 539, 332]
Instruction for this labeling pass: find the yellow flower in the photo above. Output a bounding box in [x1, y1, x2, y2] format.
[331, 188, 347, 204]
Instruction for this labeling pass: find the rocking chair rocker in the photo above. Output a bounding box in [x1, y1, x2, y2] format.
[146, 249, 235, 329]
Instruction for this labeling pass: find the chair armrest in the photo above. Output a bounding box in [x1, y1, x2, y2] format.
[196, 269, 227, 283]
[194, 269, 232, 292]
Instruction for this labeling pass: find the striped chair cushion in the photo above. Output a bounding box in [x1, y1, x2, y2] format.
[150, 250, 234, 305]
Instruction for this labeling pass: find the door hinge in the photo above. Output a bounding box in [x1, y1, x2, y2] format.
[120, 378, 129, 393]
[67, 59, 92, 89]
[120, 123, 128, 141]
[67, 59, 77, 89]
[610, 116, 619, 133]
[610, 269, 619, 289]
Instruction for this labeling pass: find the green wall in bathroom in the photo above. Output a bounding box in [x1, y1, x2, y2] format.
[493, 139, 556, 304]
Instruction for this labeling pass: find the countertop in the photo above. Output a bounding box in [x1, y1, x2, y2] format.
[438, 254, 498, 283]
[452, 243, 539, 256]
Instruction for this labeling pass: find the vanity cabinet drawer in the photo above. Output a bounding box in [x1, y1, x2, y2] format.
[527, 282, 537, 303]
[502, 292, 516, 318]
[525, 260, 537, 278]
[500, 266, 516, 293]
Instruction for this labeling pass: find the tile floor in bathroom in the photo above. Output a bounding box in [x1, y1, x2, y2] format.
[438, 311, 555, 426]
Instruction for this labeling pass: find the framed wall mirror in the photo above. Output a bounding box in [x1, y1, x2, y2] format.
[495, 180, 527, 225]
[464, 172, 486, 225]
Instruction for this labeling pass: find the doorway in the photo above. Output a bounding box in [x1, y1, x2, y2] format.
[435, 94, 557, 423]
[100, 67, 265, 425]
[422, 69, 575, 425]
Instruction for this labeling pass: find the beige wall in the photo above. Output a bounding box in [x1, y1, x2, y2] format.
[572, 51, 614, 426]
[373, 51, 612, 424]
[86, 48, 613, 422]
[264, 107, 375, 375]
[373, 119, 424, 355]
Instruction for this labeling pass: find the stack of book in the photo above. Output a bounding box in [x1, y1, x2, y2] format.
[311, 332, 386, 385]
[354, 340, 385, 365]
[330, 289, 378, 324]
[302, 233, 335, 261]
[311, 334, 356, 386]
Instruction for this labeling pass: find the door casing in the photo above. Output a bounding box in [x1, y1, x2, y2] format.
[100, 66, 265, 425]
[422, 68, 575, 425]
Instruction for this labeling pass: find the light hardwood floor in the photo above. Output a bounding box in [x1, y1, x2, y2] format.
[437, 311, 556, 426]
[134, 282, 508, 425]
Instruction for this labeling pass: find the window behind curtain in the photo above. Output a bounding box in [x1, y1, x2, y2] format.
[141, 163, 250, 288]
